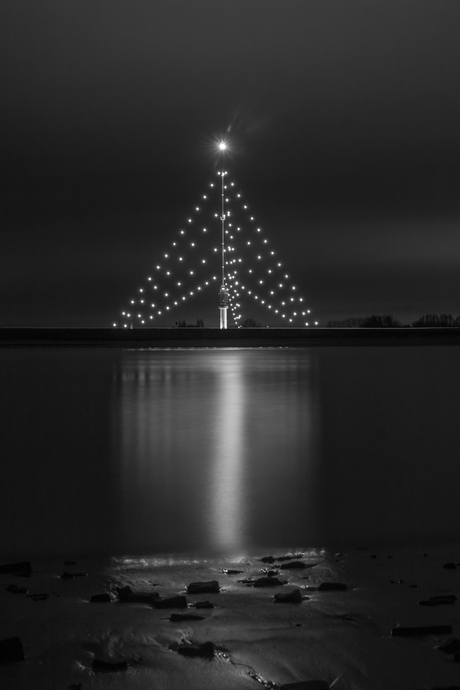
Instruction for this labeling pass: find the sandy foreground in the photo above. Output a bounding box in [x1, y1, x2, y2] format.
[2, 544, 460, 689]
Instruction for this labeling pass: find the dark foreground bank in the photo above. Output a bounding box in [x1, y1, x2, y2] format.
[1, 327, 460, 348]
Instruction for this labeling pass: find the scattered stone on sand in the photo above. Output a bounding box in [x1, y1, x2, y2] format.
[318, 582, 347, 591]
[419, 595, 457, 606]
[253, 576, 285, 588]
[0, 637, 25, 664]
[6, 584, 27, 594]
[169, 613, 205, 621]
[176, 641, 215, 658]
[391, 625, 453, 637]
[116, 586, 159, 604]
[0, 561, 32, 575]
[28, 593, 49, 601]
[279, 561, 306, 570]
[61, 571, 87, 579]
[187, 580, 220, 594]
[91, 659, 128, 673]
[435, 638, 460, 654]
[274, 589, 303, 603]
[153, 595, 187, 609]
[280, 681, 329, 689]
[194, 600, 214, 609]
[90, 593, 111, 603]
[443, 562, 457, 570]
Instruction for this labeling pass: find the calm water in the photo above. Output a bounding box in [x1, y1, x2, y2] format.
[1, 346, 459, 559]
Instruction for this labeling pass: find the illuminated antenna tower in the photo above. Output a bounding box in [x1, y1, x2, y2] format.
[218, 142, 229, 328]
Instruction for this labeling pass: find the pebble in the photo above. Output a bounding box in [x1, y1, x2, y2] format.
[279, 561, 306, 570]
[153, 595, 187, 609]
[435, 638, 460, 654]
[90, 593, 111, 603]
[177, 641, 215, 658]
[187, 580, 220, 594]
[253, 576, 285, 588]
[0, 637, 25, 664]
[195, 600, 214, 609]
[318, 582, 347, 591]
[169, 613, 205, 621]
[274, 589, 303, 603]
[391, 625, 453, 637]
[0, 561, 31, 576]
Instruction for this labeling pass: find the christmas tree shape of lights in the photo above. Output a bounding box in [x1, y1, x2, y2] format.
[115, 143, 313, 329]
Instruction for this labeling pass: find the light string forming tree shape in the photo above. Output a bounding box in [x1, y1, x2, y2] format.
[115, 157, 315, 328]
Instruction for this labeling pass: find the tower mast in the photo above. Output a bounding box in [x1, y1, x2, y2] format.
[218, 142, 228, 328]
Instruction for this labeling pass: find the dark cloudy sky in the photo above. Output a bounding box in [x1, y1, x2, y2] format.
[2, 0, 460, 327]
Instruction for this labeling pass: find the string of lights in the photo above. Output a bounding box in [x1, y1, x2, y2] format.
[115, 169, 315, 328]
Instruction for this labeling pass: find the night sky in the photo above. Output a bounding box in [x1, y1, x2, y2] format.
[2, 0, 460, 327]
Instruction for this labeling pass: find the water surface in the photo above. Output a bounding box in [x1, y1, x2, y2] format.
[1, 346, 459, 558]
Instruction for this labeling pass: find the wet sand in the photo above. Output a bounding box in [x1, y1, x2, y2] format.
[2, 544, 460, 689]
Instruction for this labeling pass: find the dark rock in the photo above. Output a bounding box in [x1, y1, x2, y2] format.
[223, 569, 243, 575]
[409, 584, 418, 588]
[279, 561, 306, 570]
[195, 601, 214, 609]
[420, 595, 457, 606]
[391, 625, 453, 637]
[177, 641, 215, 658]
[61, 571, 75, 579]
[274, 589, 303, 603]
[63, 561, 77, 566]
[0, 637, 25, 664]
[6, 584, 27, 594]
[187, 580, 220, 594]
[265, 570, 279, 577]
[260, 556, 276, 563]
[92, 659, 128, 672]
[318, 582, 347, 592]
[238, 578, 256, 585]
[370, 554, 377, 559]
[116, 586, 159, 604]
[276, 555, 300, 562]
[169, 613, 205, 621]
[280, 681, 329, 689]
[28, 593, 49, 601]
[443, 563, 457, 570]
[436, 638, 460, 654]
[91, 593, 111, 603]
[253, 576, 285, 588]
[153, 595, 187, 609]
[116, 585, 132, 599]
[387, 555, 393, 559]
[0, 561, 32, 575]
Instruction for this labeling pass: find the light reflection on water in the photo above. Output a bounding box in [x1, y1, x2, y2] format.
[117, 349, 319, 555]
[2, 346, 460, 560]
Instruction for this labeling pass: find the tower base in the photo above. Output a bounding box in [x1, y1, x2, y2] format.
[219, 307, 228, 329]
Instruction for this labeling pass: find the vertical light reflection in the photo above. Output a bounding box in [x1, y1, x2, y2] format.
[209, 353, 246, 554]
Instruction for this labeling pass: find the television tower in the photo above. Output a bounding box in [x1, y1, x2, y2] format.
[218, 142, 229, 329]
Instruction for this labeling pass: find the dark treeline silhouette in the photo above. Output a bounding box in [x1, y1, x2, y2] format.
[327, 313, 460, 328]
[176, 318, 205, 327]
[242, 318, 260, 327]
[327, 315, 402, 328]
[412, 314, 460, 327]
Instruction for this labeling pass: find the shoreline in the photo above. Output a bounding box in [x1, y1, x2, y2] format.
[1, 326, 460, 348]
[2, 543, 460, 689]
